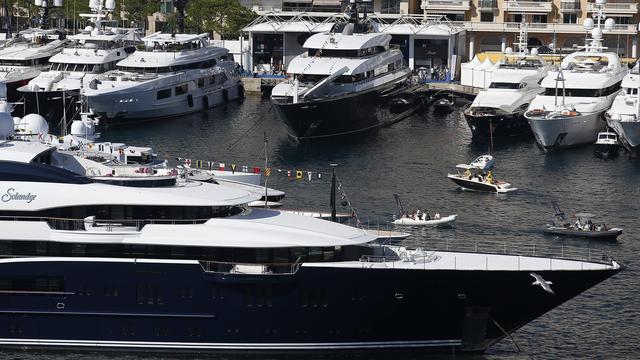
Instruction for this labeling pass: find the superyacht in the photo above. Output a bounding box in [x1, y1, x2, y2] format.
[17, 0, 138, 123]
[524, 2, 626, 150]
[270, 0, 411, 140]
[605, 63, 640, 151]
[464, 22, 548, 139]
[84, 32, 243, 122]
[0, 28, 67, 103]
[0, 144, 622, 353]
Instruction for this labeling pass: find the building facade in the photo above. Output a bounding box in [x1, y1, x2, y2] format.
[240, 0, 639, 74]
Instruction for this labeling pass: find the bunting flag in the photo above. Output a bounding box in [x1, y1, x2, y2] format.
[231, 164, 236, 173]
[242, 165, 249, 173]
[307, 171, 312, 181]
[218, 163, 225, 171]
[287, 170, 291, 177]
[295, 170, 303, 180]
[253, 167, 261, 174]
[196, 160, 203, 168]
[264, 167, 271, 177]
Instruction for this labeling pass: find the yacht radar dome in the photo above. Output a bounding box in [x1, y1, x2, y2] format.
[604, 18, 615, 31]
[531, 48, 539, 56]
[34, 0, 42, 5]
[105, 0, 115, 10]
[591, 27, 603, 40]
[0, 112, 14, 140]
[505, 47, 513, 54]
[70, 119, 96, 139]
[584, 18, 595, 31]
[18, 114, 49, 135]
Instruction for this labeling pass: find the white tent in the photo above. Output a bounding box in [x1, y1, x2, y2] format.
[473, 57, 495, 89]
[460, 55, 481, 87]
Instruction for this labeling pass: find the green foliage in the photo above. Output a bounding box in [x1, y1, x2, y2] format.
[185, 0, 256, 39]
[114, 0, 162, 28]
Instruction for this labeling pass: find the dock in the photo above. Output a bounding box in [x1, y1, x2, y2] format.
[408, 82, 480, 101]
[241, 77, 286, 94]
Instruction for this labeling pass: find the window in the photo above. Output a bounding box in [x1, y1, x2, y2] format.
[380, 0, 399, 14]
[532, 15, 547, 23]
[157, 88, 171, 100]
[480, 12, 493, 22]
[175, 84, 188, 96]
[0, 276, 64, 293]
[563, 13, 577, 24]
[197, 78, 205, 88]
[489, 82, 520, 89]
[512, 14, 522, 23]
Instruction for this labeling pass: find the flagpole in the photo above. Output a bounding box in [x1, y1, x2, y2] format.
[264, 132, 268, 208]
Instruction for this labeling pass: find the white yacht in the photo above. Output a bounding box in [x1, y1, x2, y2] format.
[84, 32, 243, 122]
[270, 0, 411, 140]
[525, 3, 626, 150]
[464, 23, 549, 139]
[0, 28, 67, 103]
[605, 63, 640, 150]
[17, 0, 139, 123]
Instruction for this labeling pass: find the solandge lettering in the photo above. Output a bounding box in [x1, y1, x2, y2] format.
[1, 188, 37, 203]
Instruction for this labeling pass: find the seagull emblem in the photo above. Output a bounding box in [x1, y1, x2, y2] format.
[530, 272, 555, 295]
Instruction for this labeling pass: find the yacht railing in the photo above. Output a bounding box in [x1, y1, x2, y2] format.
[199, 259, 302, 275]
[347, 217, 616, 265]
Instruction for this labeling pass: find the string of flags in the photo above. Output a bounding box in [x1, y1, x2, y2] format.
[177, 158, 328, 181]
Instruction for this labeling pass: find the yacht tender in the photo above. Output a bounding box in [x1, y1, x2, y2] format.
[605, 63, 640, 151]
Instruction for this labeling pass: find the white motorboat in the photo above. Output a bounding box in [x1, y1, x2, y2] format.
[524, 2, 626, 150]
[17, 0, 139, 122]
[594, 131, 620, 159]
[464, 22, 548, 139]
[392, 194, 457, 226]
[545, 202, 622, 240]
[393, 214, 458, 227]
[84, 32, 243, 122]
[447, 155, 516, 193]
[605, 63, 640, 151]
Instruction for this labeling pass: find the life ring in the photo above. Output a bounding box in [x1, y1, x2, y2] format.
[203, 95, 209, 109]
[222, 89, 229, 103]
[187, 94, 194, 107]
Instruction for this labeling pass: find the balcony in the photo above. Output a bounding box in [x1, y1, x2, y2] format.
[477, 0, 497, 11]
[560, 0, 580, 12]
[504, 1, 552, 13]
[457, 21, 639, 34]
[420, 0, 470, 12]
[587, 2, 639, 14]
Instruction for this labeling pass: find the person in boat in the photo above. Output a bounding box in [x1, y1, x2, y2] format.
[416, 209, 422, 220]
[425, 211, 431, 220]
[486, 171, 494, 184]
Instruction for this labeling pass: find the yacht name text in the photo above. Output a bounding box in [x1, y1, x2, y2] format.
[2, 188, 37, 203]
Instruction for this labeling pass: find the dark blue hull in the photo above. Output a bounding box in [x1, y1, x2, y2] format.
[18, 88, 79, 123]
[0, 257, 619, 353]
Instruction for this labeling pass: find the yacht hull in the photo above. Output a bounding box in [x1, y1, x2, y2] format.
[609, 120, 640, 149]
[464, 113, 531, 138]
[526, 112, 604, 150]
[18, 88, 79, 122]
[273, 85, 409, 140]
[88, 82, 244, 122]
[0, 257, 620, 353]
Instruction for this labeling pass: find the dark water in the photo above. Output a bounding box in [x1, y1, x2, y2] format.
[11, 96, 639, 359]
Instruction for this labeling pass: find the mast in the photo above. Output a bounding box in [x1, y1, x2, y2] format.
[263, 132, 268, 208]
[330, 164, 337, 222]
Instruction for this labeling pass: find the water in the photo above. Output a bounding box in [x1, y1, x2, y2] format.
[13, 95, 639, 359]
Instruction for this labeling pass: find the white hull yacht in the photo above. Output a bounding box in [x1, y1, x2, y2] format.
[524, 4, 626, 150]
[84, 32, 243, 122]
[605, 63, 640, 150]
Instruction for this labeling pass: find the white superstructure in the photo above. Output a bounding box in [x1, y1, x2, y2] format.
[524, 1, 626, 150]
[84, 32, 243, 121]
[18, 0, 139, 95]
[0, 29, 67, 94]
[605, 63, 640, 149]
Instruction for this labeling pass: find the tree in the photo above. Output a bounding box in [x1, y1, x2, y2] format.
[113, 0, 162, 29]
[185, 0, 255, 39]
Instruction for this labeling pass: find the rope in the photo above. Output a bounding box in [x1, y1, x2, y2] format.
[335, 175, 362, 227]
[285, 28, 337, 97]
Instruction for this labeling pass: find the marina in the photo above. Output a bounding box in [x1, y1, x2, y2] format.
[0, 0, 640, 358]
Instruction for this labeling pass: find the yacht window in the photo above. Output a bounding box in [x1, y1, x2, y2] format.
[209, 75, 216, 85]
[86, 64, 94, 72]
[157, 88, 172, 99]
[175, 84, 188, 95]
[0, 276, 64, 293]
[197, 78, 205, 88]
[489, 82, 520, 89]
[543, 81, 621, 97]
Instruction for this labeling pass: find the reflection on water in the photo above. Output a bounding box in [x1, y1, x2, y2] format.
[21, 95, 638, 359]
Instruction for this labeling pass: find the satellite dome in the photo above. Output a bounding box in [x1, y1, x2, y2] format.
[531, 48, 539, 56]
[604, 18, 615, 31]
[19, 113, 49, 135]
[584, 18, 595, 31]
[505, 47, 513, 54]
